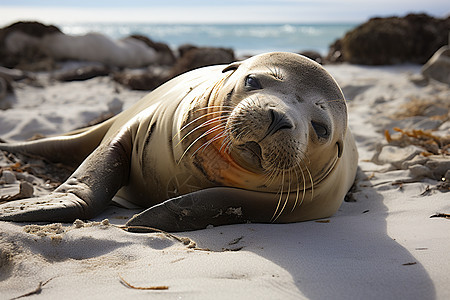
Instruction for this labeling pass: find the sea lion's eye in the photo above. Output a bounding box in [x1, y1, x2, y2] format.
[311, 121, 329, 139]
[245, 75, 262, 90]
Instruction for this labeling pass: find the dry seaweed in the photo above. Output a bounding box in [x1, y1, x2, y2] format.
[10, 277, 54, 300]
[119, 275, 169, 290]
[385, 127, 450, 156]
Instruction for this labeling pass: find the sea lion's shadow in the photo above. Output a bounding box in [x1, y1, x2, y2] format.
[187, 168, 435, 299]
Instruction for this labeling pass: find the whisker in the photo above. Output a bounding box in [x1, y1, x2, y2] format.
[193, 130, 228, 157]
[193, 105, 235, 112]
[222, 136, 235, 154]
[291, 161, 305, 212]
[263, 153, 282, 186]
[290, 167, 300, 212]
[273, 168, 291, 222]
[174, 110, 230, 141]
[304, 163, 314, 201]
[178, 123, 226, 163]
[219, 133, 233, 153]
[230, 124, 250, 141]
[271, 169, 285, 222]
[176, 115, 228, 147]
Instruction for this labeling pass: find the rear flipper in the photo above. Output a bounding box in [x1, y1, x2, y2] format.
[126, 187, 278, 232]
[0, 129, 132, 223]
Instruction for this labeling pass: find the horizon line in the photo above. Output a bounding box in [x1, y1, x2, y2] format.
[1, 6, 445, 28]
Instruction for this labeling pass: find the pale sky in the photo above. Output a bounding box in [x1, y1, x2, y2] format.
[0, 0, 448, 25]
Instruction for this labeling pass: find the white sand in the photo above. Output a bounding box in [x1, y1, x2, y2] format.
[1, 63, 449, 299]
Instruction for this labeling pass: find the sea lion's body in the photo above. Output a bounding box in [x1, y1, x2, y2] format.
[0, 52, 358, 231]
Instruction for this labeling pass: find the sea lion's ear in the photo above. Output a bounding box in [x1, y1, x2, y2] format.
[222, 61, 242, 73]
[337, 139, 344, 158]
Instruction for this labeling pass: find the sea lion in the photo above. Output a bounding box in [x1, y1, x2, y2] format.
[0, 52, 358, 232]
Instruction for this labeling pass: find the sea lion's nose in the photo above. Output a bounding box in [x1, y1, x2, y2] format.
[264, 109, 293, 138]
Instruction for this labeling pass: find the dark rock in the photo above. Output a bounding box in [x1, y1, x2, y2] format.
[0, 21, 61, 69]
[299, 50, 323, 64]
[178, 44, 198, 57]
[168, 46, 235, 79]
[113, 69, 168, 90]
[326, 39, 345, 63]
[113, 45, 235, 90]
[0, 68, 17, 106]
[0, 66, 30, 81]
[54, 65, 111, 82]
[327, 14, 450, 65]
[0, 75, 16, 109]
[0, 77, 8, 101]
[128, 35, 176, 66]
[0, 21, 60, 38]
[0, 22, 163, 70]
[422, 46, 450, 85]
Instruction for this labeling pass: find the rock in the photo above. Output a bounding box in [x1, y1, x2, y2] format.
[15, 172, 38, 184]
[326, 14, 450, 65]
[0, 21, 161, 69]
[326, 39, 344, 63]
[445, 170, 450, 181]
[374, 145, 423, 168]
[426, 157, 450, 179]
[0, 21, 60, 69]
[299, 50, 323, 64]
[407, 118, 445, 131]
[422, 104, 449, 118]
[0, 181, 34, 201]
[439, 121, 450, 133]
[401, 155, 429, 169]
[128, 35, 176, 66]
[19, 181, 34, 198]
[386, 116, 443, 132]
[168, 46, 235, 79]
[113, 69, 168, 90]
[54, 65, 111, 81]
[0, 66, 30, 81]
[178, 44, 197, 57]
[409, 74, 429, 86]
[422, 46, 450, 85]
[0, 77, 8, 102]
[0, 69, 16, 106]
[409, 164, 432, 178]
[1, 170, 16, 184]
[0, 21, 61, 38]
[44, 33, 158, 68]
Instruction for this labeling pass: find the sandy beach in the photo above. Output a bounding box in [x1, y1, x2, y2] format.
[0, 59, 448, 299]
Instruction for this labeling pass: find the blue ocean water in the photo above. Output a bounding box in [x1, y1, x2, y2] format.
[58, 23, 357, 56]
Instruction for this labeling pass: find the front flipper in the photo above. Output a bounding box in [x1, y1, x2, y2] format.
[0, 129, 132, 222]
[126, 187, 278, 232]
[0, 193, 91, 222]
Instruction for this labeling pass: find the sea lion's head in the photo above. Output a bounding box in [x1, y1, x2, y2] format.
[216, 52, 347, 184]
[179, 52, 348, 199]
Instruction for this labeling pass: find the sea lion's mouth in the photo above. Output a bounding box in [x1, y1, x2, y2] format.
[233, 141, 264, 172]
[244, 141, 262, 159]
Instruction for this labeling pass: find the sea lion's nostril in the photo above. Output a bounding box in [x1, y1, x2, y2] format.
[265, 109, 293, 138]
